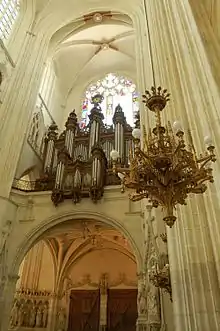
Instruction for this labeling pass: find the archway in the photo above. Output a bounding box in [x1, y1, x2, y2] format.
[8, 212, 142, 331]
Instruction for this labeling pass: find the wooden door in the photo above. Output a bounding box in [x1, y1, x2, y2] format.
[68, 289, 100, 331]
[107, 289, 138, 331]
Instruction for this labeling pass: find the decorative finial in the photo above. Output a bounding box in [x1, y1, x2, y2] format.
[91, 94, 104, 106]
[142, 86, 170, 111]
[115, 104, 122, 112]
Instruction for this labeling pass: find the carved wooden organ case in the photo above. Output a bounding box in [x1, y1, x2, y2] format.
[41, 94, 137, 206]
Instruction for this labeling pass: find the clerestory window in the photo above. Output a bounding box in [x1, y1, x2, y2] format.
[80, 73, 139, 128]
[0, 0, 20, 41]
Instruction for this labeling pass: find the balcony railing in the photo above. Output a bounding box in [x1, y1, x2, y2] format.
[12, 172, 120, 193]
[12, 178, 54, 192]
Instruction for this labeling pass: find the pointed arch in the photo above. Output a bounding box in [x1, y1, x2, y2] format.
[10, 211, 143, 278]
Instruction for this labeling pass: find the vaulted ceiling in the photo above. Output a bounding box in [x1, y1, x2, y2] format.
[51, 11, 136, 103]
[42, 220, 136, 286]
[44, 220, 134, 263]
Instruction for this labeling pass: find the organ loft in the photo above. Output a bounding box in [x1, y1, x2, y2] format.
[36, 94, 139, 206]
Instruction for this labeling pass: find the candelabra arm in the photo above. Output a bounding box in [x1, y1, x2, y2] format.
[197, 154, 216, 166]
[116, 167, 130, 174]
[173, 140, 186, 155]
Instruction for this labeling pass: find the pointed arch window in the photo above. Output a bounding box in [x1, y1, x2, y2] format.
[80, 73, 139, 128]
[0, 0, 20, 41]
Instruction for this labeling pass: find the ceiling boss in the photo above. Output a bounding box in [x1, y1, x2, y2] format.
[110, 86, 216, 227]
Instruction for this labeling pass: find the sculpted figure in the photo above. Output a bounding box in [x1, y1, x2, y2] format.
[57, 308, 66, 331]
[17, 304, 24, 326]
[10, 302, 18, 327]
[147, 284, 161, 326]
[36, 308, 42, 327]
[0, 220, 11, 254]
[42, 304, 48, 328]
[23, 304, 31, 327]
[29, 307, 36, 328]
[137, 283, 147, 315]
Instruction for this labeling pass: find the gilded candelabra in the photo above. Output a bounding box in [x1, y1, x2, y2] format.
[111, 86, 216, 227]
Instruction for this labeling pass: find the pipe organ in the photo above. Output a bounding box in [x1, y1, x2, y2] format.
[43, 123, 58, 173]
[40, 94, 138, 206]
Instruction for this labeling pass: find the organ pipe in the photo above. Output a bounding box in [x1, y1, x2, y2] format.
[55, 148, 67, 189]
[88, 95, 104, 156]
[113, 104, 126, 164]
[43, 123, 58, 173]
[55, 161, 64, 189]
[48, 94, 137, 206]
[65, 110, 77, 157]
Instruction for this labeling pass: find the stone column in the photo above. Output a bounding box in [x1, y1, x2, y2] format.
[186, 0, 220, 89]
[0, 31, 50, 328]
[48, 293, 58, 331]
[143, 206, 162, 331]
[0, 273, 19, 331]
[136, 272, 148, 331]
[134, 1, 220, 330]
[0, 31, 49, 200]
[99, 275, 108, 331]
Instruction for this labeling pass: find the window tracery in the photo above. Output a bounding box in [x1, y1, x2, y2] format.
[80, 73, 139, 128]
[0, 0, 20, 41]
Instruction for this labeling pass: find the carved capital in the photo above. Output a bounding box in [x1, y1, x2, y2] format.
[8, 274, 19, 284]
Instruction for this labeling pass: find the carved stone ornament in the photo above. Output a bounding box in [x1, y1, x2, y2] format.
[137, 283, 147, 316]
[9, 297, 49, 329]
[63, 272, 136, 296]
[0, 219, 12, 255]
[0, 220, 12, 284]
[56, 307, 66, 331]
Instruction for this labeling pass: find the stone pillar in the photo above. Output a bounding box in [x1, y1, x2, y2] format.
[0, 31, 50, 329]
[0, 32, 49, 200]
[48, 294, 58, 331]
[0, 273, 19, 331]
[99, 275, 108, 331]
[143, 206, 162, 331]
[134, 1, 220, 330]
[136, 272, 148, 331]
[184, 0, 220, 90]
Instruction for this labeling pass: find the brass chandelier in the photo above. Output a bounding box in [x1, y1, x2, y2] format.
[110, 86, 216, 227]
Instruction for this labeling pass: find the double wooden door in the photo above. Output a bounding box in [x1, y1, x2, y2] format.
[68, 290, 100, 331]
[68, 289, 137, 331]
[107, 289, 137, 331]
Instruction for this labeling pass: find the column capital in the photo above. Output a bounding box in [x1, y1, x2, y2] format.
[8, 274, 19, 283]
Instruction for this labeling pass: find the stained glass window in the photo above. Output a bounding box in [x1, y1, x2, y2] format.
[80, 73, 139, 128]
[0, 0, 20, 41]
